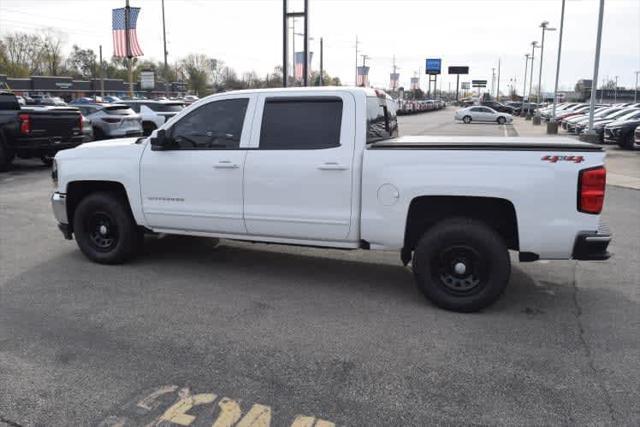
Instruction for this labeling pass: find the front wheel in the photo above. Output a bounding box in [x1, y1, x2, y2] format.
[618, 133, 635, 150]
[73, 192, 143, 264]
[462, 116, 472, 124]
[497, 116, 506, 125]
[412, 218, 511, 312]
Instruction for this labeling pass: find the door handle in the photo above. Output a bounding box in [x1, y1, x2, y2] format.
[318, 162, 348, 171]
[214, 161, 239, 169]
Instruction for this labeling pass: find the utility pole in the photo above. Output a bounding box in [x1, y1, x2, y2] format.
[491, 67, 496, 98]
[360, 54, 369, 87]
[523, 53, 530, 101]
[319, 37, 324, 86]
[614, 75, 618, 102]
[496, 59, 501, 101]
[635, 71, 639, 102]
[550, 0, 566, 129]
[99, 45, 104, 97]
[125, 0, 133, 98]
[534, 21, 556, 124]
[162, 0, 168, 96]
[282, 0, 287, 87]
[526, 41, 538, 119]
[303, 0, 308, 87]
[585, 0, 605, 136]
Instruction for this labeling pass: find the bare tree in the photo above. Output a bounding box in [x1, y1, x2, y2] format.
[41, 29, 66, 76]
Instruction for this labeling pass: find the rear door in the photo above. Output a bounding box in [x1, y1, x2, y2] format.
[243, 92, 356, 241]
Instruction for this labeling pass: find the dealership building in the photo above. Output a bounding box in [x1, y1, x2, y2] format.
[0, 74, 187, 100]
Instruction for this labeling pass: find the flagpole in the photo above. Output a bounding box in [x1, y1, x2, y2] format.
[125, 0, 133, 98]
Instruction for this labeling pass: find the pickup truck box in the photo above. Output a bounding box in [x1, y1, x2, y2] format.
[0, 91, 83, 170]
[50, 87, 611, 312]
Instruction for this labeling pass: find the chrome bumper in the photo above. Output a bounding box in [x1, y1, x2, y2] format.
[51, 192, 68, 224]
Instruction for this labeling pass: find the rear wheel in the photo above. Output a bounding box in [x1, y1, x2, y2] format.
[41, 154, 54, 166]
[73, 192, 143, 264]
[497, 116, 506, 125]
[93, 127, 106, 141]
[0, 140, 13, 172]
[412, 218, 511, 312]
[462, 115, 472, 124]
[618, 133, 635, 150]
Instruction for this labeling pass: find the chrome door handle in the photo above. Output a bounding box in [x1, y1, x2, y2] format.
[214, 161, 239, 169]
[318, 162, 348, 171]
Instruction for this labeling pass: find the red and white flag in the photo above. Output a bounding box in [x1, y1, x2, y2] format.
[112, 7, 143, 58]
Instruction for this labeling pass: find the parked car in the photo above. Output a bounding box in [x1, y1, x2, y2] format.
[120, 100, 184, 135]
[561, 106, 609, 130]
[80, 114, 94, 142]
[75, 104, 142, 140]
[575, 108, 640, 139]
[455, 106, 513, 124]
[70, 97, 101, 105]
[566, 107, 624, 134]
[604, 110, 640, 149]
[480, 101, 515, 114]
[0, 91, 83, 170]
[50, 87, 610, 313]
[634, 125, 640, 149]
[183, 95, 199, 105]
[102, 96, 123, 104]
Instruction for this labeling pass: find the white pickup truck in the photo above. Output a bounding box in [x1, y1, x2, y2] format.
[51, 87, 611, 312]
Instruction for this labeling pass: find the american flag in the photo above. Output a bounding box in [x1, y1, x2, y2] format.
[294, 52, 312, 81]
[357, 66, 369, 87]
[112, 7, 143, 58]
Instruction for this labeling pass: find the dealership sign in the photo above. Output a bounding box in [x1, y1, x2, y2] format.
[425, 58, 441, 75]
[448, 66, 469, 75]
[140, 71, 155, 90]
[472, 79, 487, 88]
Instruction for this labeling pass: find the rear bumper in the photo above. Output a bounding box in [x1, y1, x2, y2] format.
[572, 223, 612, 261]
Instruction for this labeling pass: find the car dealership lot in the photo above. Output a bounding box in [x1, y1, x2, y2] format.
[1, 109, 639, 425]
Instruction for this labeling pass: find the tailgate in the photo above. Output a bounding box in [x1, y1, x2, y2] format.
[23, 108, 81, 139]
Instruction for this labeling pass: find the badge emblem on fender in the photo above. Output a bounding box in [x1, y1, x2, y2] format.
[541, 155, 585, 163]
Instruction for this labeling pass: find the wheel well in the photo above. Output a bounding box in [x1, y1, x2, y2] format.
[404, 196, 519, 253]
[66, 181, 130, 230]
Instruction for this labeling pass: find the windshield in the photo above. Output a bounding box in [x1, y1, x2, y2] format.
[148, 103, 184, 112]
[615, 110, 640, 121]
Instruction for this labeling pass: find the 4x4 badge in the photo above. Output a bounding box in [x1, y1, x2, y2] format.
[541, 155, 585, 163]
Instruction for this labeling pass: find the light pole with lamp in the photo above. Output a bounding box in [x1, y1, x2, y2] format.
[614, 75, 618, 103]
[533, 21, 556, 125]
[522, 53, 530, 104]
[580, 0, 605, 143]
[548, 0, 566, 134]
[526, 41, 539, 120]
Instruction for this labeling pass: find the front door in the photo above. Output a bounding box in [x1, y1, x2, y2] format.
[243, 93, 356, 241]
[140, 95, 255, 234]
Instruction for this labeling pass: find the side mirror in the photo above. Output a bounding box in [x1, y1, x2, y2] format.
[150, 129, 170, 150]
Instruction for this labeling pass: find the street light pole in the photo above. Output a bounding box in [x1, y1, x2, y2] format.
[614, 75, 618, 103]
[635, 71, 640, 102]
[526, 41, 538, 119]
[551, 0, 565, 124]
[583, 0, 605, 140]
[534, 21, 556, 125]
[522, 53, 530, 101]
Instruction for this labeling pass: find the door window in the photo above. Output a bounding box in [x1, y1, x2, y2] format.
[170, 98, 248, 149]
[259, 98, 342, 149]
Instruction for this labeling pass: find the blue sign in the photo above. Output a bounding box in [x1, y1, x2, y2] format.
[425, 58, 442, 75]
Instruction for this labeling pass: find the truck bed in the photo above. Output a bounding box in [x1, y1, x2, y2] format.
[368, 136, 604, 152]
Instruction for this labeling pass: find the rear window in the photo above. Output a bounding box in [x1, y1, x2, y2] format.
[147, 103, 184, 112]
[104, 106, 135, 115]
[260, 98, 342, 149]
[0, 93, 20, 110]
[367, 96, 397, 143]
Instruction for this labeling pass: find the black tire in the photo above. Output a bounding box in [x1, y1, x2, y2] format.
[497, 116, 506, 125]
[462, 115, 472, 124]
[142, 122, 156, 136]
[618, 133, 634, 150]
[73, 192, 143, 264]
[412, 218, 511, 313]
[0, 139, 13, 172]
[41, 154, 54, 166]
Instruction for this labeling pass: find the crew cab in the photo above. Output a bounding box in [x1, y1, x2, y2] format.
[50, 87, 611, 312]
[0, 91, 83, 170]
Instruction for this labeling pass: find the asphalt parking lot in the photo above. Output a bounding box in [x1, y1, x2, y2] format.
[1, 108, 639, 426]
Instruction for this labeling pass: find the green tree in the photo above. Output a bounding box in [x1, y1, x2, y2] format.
[66, 45, 97, 79]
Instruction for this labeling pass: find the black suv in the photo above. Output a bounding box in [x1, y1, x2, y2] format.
[481, 101, 515, 114]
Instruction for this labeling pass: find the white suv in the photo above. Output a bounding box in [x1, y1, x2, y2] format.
[121, 100, 184, 135]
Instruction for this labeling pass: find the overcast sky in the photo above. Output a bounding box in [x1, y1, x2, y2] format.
[1, 0, 639, 93]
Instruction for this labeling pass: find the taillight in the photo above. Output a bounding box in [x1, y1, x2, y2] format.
[19, 113, 31, 134]
[103, 117, 121, 123]
[578, 166, 606, 214]
[78, 114, 83, 130]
